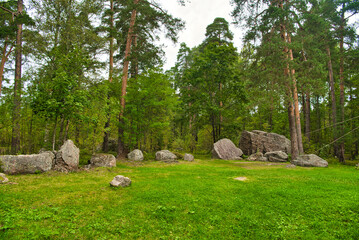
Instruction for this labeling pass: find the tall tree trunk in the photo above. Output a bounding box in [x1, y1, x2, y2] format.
[288, 102, 299, 160]
[326, 45, 339, 158]
[118, 0, 139, 157]
[102, 0, 115, 153]
[52, 116, 58, 151]
[287, 33, 304, 154]
[11, 0, 23, 154]
[338, 6, 345, 163]
[305, 92, 311, 141]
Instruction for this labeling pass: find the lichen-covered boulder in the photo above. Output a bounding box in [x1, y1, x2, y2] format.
[90, 154, 116, 167]
[0, 173, 9, 183]
[212, 139, 243, 160]
[264, 151, 288, 162]
[291, 154, 328, 167]
[155, 150, 177, 161]
[247, 152, 267, 162]
[127, 149, 144, 161]
[110, 175, 131, 187]
[54, 140, 79, 172]
[184, 153, 194, 162]
[239, 130, 291, 155]
[0, 151, 54, 175]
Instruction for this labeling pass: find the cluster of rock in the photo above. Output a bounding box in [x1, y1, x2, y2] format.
[0, 140, 81, 175]
[0, 140, 120, 175]
[212, 130, 329, 168]
[126, 149, 194, 162]
[247, 151, 289, 162]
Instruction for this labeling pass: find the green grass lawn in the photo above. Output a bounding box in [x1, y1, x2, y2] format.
[1, 159, 359, 239]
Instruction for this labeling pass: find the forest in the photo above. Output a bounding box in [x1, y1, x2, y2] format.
[0, 0, 358, 163]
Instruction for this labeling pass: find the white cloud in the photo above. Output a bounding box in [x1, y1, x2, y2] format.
[159, 0, 244, 70]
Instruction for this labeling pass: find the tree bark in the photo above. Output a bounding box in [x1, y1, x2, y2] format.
[288, 102, 299, 160]
[52, 116, 58, 151]
[326, 45, 339, 158]
[11, 0, 23, 154]
[118, 0, 139, 157]
[287, 33, 304, 154]
[305, 92, 311, 141]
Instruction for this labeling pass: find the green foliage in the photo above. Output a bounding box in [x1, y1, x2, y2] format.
[124, 69, 177, 151]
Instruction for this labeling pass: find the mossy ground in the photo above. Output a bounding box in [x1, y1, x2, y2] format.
[1, 159, 358, 239]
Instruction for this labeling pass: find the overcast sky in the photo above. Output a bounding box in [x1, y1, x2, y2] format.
[158, 0, 244, 70]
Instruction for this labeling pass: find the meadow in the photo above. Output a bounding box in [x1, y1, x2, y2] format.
[1, 158, 358, 239]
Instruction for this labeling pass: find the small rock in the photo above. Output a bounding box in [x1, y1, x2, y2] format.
[291, 154, 328, 167]
[248, 152, 267, 161]
[155, 150, 177, 161]
[127, 149, 144, 161]
[0, 173, 9, 183]
[234, 177, 248, 181]
[184, 153, 194, 162]
[90, 154, 116, 167]
[110, 175, 131, 187]
[264, 151, 288, 162]
[286, 164, 296, 168]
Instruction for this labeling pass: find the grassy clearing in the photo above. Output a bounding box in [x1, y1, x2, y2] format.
[1, 159, 359, 239]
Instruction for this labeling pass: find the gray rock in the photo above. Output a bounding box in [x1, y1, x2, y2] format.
[0, 173, 9, 183]
[127, 149, 144, 161]
[155, 150, 177, 161]
[248, 152, 267, 162]
[0, 151, 54, 175]
[90, 154, 116, 167]
[54, 140, 79, 172]
[291, 154, 328, 167]
[184, 153, 194, 161]
[264, 151, 288, 162]
[239, 130, 291, 155]
[212, 138, 243, 160]
[110, 175, 131, 187]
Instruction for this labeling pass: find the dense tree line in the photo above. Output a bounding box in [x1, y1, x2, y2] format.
[0, 0, 358, 162]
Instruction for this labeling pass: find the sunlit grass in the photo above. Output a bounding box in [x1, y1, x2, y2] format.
[1, 159, 358, 239]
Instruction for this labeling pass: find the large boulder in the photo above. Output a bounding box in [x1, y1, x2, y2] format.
[155, 150, 177, 162]
[264, 151, 288, 162]
[212, 138, 243, 160]
[0, 151, 54, 175]
[247, 152, 267, 162]
[239, 130, 291, 155]
[127, 149, 144, 161]
[54, 140, 79, 172]
[184, 153, 194, 162]
[110, 175, 131, 187]
[291, 154, 328, 167]
[90, 154, 116, 167]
